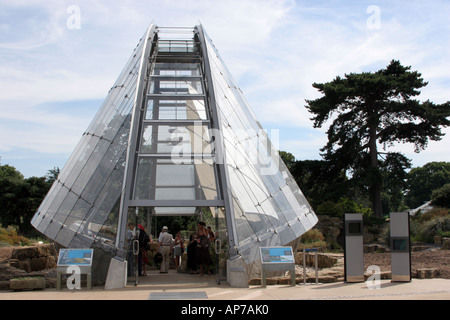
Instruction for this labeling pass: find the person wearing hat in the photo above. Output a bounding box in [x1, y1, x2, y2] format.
[158, 226, 173, 273]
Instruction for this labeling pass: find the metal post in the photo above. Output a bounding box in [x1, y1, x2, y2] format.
[303, 248, 306, 284]
[315, 250, 318, 284]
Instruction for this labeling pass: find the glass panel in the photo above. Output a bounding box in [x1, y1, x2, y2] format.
[139, 124, 212, 154]
[71, 139, 110, 196]
[44, 191, 79, 240]
[154, 207, 197, 215]
[145, 99, 207, 120]
[157, 40, 195, 53]
[39, 185, 70, 233]
[134, 159, 218, 200]
[55, 197, 92, 247]
[203, 29, 319, 264]
[151, 63, 201, 76]
[149, 80, 203, 95]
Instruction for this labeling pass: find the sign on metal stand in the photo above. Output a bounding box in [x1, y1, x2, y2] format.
[260, 247, 295, 288]
[57, 248, 93, 290]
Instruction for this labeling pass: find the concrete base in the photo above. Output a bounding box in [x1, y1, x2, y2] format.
[227, 256, 249, 288]
[105, 257, 127, 290]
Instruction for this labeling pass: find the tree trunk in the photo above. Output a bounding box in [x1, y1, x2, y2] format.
[368, 118, 383, 219]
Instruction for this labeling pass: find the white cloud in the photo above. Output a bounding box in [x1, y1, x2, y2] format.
[0, 0, 449, 176]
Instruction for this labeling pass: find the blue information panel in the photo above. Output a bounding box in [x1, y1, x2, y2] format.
[260, 247, 294, 264]
[57, 249, 94, 266]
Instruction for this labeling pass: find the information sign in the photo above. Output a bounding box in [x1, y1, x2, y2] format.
[57, 249, 93, 290]
[259, 247, 295, 288]
[57, 249, 94, 266]
[260, 247, 294, 264]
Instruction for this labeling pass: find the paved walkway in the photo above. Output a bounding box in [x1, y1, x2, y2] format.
[1, 270, 450, 300]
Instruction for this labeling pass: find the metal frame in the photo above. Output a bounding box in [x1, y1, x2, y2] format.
[116, 24, 158, 252]
[195, 24, 239, 258]
[115, 24, 238, 260]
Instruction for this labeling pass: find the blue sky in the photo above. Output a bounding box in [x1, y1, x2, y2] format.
[1, 0, 449, 178]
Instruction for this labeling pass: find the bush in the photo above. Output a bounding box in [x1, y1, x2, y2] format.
[421, 216, 450, 243]
[415, 207, 449, 222]
[316, 198, 374, 218]
[432, 183, 450, 208]
[301, 229, 325, 243]
[0, 225, 31, 246]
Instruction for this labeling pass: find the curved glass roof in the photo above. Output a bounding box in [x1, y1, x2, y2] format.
[31, 24, 317, 267]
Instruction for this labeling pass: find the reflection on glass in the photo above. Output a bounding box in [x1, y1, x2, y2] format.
[151, 63, 200, 76]
[145, 99, 207, 120]
[149, 80, 203, 95]
[139, 124, 212, 154]
[134, 159, 218, 201]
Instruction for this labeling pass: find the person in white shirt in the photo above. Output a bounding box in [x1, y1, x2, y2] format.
[158, 226, 173, 273]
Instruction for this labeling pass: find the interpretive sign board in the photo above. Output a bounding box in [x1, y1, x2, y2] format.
[57, 249, 93, 266]
[260, 247, 295, 264]
[57, 249, 93, 290]
[260, 247, 295, 287]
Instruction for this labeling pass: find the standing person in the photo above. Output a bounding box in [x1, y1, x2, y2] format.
[138, 224, 150, 276]
[173, 231, 184, 270]
[126, 223, 135, 277]
[158, 226, 173, 273]
[195, 221, 212, 276]
[207, 226, 215, 242]
[187, 234, 197, 274]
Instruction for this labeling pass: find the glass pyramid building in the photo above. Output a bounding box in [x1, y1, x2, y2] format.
[31, 24, 318, 284]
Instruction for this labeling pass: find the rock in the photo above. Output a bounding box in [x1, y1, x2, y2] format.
[11, 247, 36, 261]
[416, 268, 439, 279]
[364, 244, 389, 253]
[0, 281, 10, 290]
[315, 215, 343, 247]
[295, 252, 338, 268]
[9, 244, 57, 272]
[443, 238, 450, 250]
[434, 236, 442, 246]
[412, 245, 434, 252]
[10, 277, 46, 291]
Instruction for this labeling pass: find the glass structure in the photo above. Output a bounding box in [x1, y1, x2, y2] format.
[31, 25, 318, 283]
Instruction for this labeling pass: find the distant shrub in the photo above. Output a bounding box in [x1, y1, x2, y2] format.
[316, 198, 373, 218]
[301, 228, 325, 243]
[415, 207, 449, 222]
[0, 225, 31, 246]
[431, 183, 450, 208]
[421, 216, 450, 243]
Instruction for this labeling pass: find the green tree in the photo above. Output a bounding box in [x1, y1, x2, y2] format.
[279, 151, 296, 171]
[0, 165, 52, 235]
[0, 165, 26, 229]
[379, 152, 411, 213]
[431, 183, 450, 208]
[305, 60, 450, 218]
[290, 159, 349, 209]
[46, 167, 60, 184]
[406, 162, 450, 208]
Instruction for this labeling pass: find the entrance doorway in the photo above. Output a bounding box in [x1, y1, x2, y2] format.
[126, 206, 228, 286]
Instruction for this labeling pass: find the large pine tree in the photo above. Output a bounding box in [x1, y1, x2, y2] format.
[305, 60, 450, 218]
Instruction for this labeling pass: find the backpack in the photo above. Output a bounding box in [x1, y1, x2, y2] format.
[139, 230, 151, 250]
